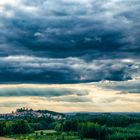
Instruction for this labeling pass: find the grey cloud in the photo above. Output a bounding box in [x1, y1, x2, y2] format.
[0, 0, 140, 83]
[96, 80, 140, 94]
[0, 56, 136, 83]
[0, 87, 88, 97]
[40, 96, 92, 103]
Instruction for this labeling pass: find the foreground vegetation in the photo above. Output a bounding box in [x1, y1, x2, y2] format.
[0, 113, 140, 140]
[6, 125, 140, 140]
[7, 130, 92, 140]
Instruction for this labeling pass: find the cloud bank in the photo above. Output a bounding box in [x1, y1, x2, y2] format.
[0, 0, 140, 83]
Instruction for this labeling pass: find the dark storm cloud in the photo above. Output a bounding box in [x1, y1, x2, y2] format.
[0, 56, 135, 83]
[0, 0, 140, 83]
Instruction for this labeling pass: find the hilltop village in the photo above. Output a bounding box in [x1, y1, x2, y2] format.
[0, 107, 65, 121]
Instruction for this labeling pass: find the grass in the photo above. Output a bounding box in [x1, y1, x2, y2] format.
[7, 130, 92, 140]
[6, 127, 140, 140]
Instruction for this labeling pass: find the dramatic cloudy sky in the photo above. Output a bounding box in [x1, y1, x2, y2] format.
[0, 0, 140, 113]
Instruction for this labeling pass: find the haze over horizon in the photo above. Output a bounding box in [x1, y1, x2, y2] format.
[0, 0, 140, 113]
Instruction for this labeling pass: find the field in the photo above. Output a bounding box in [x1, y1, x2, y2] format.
[6, 126, 140, 140]
[0, 138, 15, 140]
[6, 130, 92, 140]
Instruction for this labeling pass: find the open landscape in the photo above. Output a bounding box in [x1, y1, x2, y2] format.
[0, 108, 140, 140]
[0, 0, 140, 139]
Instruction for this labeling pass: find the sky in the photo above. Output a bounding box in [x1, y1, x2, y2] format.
[0, 0, 140, 113]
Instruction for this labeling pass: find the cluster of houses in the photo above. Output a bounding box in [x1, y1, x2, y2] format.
[0, 107, 65, 121]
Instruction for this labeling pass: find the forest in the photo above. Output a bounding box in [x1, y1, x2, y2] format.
[0, 113, 140, 140]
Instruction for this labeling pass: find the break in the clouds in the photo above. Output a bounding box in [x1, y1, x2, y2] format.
[0, 0, 140, 83]
[0, 84, 140, 113]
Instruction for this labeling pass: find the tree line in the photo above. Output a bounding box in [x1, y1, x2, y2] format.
[0, 113, 140, 140]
